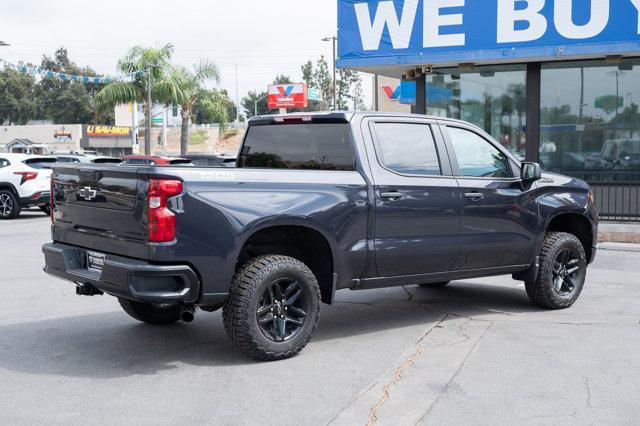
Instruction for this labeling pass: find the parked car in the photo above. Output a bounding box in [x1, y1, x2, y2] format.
[0, 153, 57, 219]
[50, 154, 122, 164]
[598, 139, 640, 170]
[181, 154, 236, 168]
[43, 112, 598, 360]
[120, 155, 192, 166]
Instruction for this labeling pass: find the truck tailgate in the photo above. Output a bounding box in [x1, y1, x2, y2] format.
[51, 164, 150, 260]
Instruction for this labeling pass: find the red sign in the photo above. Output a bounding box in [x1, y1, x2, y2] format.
[268, 83, 308, 109]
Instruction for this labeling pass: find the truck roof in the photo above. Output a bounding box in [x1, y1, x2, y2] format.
[247, 111, 469, 126]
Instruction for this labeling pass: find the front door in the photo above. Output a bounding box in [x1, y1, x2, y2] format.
[364, 119, 462, 277]
[441, 124, 538, 270]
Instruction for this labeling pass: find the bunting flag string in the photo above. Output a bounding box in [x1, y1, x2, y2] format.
[0, 58, 144, 84]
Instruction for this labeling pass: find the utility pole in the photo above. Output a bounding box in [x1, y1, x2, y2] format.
[322, 36, 337, 110]
[145, 65, 153, 155]
[235, 64, 240, 125]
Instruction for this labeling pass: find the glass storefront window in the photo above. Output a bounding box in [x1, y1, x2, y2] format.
[425, 65, 527, 158]
[540, 59, 640, 180]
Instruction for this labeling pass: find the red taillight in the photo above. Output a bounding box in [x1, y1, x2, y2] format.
[14, 171, 38, 185]
[148, 179, 183, 243]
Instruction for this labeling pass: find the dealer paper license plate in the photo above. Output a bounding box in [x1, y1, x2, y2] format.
[87, 251, 105, 273]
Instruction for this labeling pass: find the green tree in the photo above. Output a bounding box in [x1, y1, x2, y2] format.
[336, 68, 361, 111]
[197, 89, 231, 136]
[155, 60, 221, 155]
[95, 44, 174, 155]
[0, 68, 38, 125]
[301, 56, 332, 110]
[194, 88, 234, 126]
[37, 48, 110, 124]
[241, 90, 269, 118]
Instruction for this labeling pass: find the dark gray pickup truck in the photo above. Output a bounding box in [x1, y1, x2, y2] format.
[43, 112, 598, 360]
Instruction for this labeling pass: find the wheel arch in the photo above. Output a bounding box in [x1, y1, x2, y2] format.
[545, 213, 595, 263]
[0, 182, 19, 197]
[235, 220, 337, 304]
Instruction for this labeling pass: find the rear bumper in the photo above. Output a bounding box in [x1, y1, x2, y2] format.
[42, 242, 200, 304]
[20, 191, 50, 206]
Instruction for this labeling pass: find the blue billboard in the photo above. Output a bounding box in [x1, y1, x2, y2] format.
[337, 0, 640, 68]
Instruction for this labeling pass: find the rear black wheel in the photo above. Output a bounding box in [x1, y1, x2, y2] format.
[223, 255, 321, 361]
[525, 232, 587, 310]
[118, 298, 182, 325]
[418, 281, 450, 288]
[0, 190, 21, 219]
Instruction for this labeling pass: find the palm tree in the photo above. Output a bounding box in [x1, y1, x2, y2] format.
[155, 61, 222, 155]
[95, 44, 174, 155]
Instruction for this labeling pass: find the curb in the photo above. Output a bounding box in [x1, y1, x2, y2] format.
[598, 242, 640, 253]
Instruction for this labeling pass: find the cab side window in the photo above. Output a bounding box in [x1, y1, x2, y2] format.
[373, 122, 442, 176]
[447, 127, 513, 178]
[0, 158, 8, 168]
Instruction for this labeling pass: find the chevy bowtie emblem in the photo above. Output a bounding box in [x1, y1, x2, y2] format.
[78, 186, 98, 201]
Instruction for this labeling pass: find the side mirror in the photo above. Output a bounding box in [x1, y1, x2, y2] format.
[521, 162, 542, 183]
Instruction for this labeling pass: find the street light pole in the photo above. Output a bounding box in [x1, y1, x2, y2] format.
[254, 93, 268, 118]
[322, 36, 337, 110]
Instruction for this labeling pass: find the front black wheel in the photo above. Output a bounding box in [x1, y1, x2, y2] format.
[525, 232, 587, 310]
[118, 298, 182, 325]
[223, 255, 321, 361]
[0, 190, 21, 219]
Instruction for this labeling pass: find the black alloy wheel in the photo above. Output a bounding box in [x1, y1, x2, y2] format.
[256, 277, 308, 342]
[223, 255, 321, 361]
[0, 190, 20, 219]
[525, 232, 587, 310]
[552, 249, 581, 296]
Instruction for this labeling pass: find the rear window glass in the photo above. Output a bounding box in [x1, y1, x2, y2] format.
[93, 158, 122, 164]
[239, 123, 355, 171]
[169, 159, 192, 166]
[24, 158, 57, 169]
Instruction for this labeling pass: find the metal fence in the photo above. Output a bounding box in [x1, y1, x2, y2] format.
[566, 171, 640, 222]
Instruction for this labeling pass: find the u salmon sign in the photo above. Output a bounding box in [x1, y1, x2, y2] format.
[337, 0, 640, 68]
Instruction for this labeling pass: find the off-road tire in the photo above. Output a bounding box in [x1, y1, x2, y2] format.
[0, 189, 21, 219]
[525, 232, 587, 310]
[118, 298, 182, 325]
[418, 281, 450, 288]
[223, 255, 321, 361]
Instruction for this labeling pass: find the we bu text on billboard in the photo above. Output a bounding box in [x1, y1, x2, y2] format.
[338, 0, 640, 67]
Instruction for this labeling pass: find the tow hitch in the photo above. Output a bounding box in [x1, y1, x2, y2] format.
[76, 283, 104, 296]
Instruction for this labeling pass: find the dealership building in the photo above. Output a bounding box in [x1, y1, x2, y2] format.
[340, 0, 640, 221]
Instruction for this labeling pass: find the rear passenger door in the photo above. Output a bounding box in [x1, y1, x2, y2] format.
[440, 123, 538, 270]
[364, 118, 462, 277]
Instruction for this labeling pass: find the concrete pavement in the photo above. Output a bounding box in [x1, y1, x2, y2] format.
[1, 210, 639, 424]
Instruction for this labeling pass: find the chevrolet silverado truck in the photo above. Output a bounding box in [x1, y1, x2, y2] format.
[43, 112, 598, 361]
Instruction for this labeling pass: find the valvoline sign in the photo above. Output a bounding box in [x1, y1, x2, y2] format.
[382, 81, 453, 104]
[338, 0, 640, 68]
[268, 83, 308, 109]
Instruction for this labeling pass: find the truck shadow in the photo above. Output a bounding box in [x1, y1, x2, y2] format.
[0, 282, 540, 378]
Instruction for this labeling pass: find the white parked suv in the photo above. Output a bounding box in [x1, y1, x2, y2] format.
[0, 153, 57, 219]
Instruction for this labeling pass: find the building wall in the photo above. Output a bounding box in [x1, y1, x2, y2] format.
[373, 76, 411, 113]
[0, 124, 82, 153]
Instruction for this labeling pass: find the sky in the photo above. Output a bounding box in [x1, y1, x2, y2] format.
[0, 0, 372, 111]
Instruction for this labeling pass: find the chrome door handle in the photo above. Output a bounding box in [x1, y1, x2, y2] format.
[380, 191, 405, 201]
[464, 192, 484, 201]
